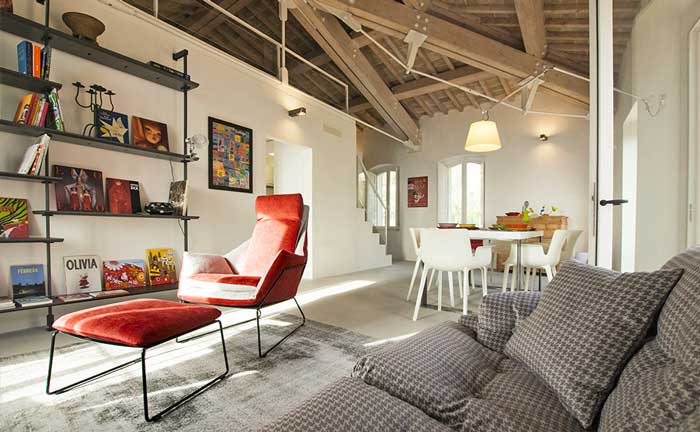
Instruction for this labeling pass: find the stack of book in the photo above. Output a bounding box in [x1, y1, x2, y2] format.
[17, 40, 51, 79]
[13, 89, 64, 131]
[17, 134, 50, 175]
[0, 297, 15, 311]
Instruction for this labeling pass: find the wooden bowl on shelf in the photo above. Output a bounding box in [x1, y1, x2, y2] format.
[62, 12, 106, 44]
[505, 212, 521, 216]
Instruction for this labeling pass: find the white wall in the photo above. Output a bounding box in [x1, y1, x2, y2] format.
[360, 93, 590, 261]
[611, 0, 700, 271]
[0, 0, 371, 332]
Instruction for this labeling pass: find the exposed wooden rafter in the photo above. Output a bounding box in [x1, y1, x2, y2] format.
[514, 0, 547, 58]
[310, 0, 589, 104]
[290, 0, 422, 147]
[350, 67, 491, 112]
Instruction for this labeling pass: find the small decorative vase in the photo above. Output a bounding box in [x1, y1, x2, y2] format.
[62, 12, 105, 45]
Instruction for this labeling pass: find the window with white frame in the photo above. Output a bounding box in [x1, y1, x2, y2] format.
[368, 165, 399, 228]
[439, 157, 485, 226]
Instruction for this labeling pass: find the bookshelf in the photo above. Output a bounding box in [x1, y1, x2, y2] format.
[33, 210, 199, 220]
[0, 170, 60, 183]
[0, 66, 62, 93]
[0, 4, 198, 327]
[0, 283, 179, 314]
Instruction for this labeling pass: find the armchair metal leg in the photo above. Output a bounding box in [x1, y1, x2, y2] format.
[256, 297, 306, 358]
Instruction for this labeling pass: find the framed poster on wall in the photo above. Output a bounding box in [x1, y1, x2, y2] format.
[208, 116, 253, 193]
[407, 176, 428, 208]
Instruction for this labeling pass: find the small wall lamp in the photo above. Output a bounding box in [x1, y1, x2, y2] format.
[538, 134, 549, 142]
[288, 107, 307, 117]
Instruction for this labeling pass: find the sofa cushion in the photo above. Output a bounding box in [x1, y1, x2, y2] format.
[599, 247, 700, 432]
[476, 291, 542, 352]
[504, 260, 683, 428]
[461, 359, 587, 432]
[258, 377, 453, 432]
[353, 321, 504, 428]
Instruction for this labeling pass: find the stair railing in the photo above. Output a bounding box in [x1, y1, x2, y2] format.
[357, 156, 389, 252]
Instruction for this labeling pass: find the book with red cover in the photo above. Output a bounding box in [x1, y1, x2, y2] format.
[106, 178, 133, 214]
[103, 259, 146, 290]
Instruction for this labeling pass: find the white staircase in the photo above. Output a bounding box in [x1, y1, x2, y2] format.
[353, 208, 393, 270]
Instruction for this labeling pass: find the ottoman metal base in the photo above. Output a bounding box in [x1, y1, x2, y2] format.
[46, 319, 229, 422]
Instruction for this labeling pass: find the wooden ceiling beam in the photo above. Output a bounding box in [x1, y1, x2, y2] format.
[185, 0, 255, 36]
[514, 0, 547, 58]
[432, 1, 639, 16]
[311, 0, 589, 104]
[350, 67, 491, 111]
[290, 0, 422, 146]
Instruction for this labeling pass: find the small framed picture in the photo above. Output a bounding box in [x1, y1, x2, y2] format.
[132, 116, 169, 152]
[408, 176, 428, 208]
[208, 116, 253, 193]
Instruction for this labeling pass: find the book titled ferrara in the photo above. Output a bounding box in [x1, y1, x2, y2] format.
[10, 264, 51, 307]
[63, 255, 102, 295]
[146, 248, 177, 286]
[103, 259, 146, 290]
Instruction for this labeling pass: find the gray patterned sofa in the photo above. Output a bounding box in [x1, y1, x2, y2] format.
[260, 247, 700, 432]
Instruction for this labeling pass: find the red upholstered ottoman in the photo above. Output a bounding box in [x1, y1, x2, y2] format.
[46, 299, 229, 422]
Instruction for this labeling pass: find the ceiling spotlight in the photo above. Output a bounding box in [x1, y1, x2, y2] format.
[288, 107, 307, 117]
[539, 134, 549, 142]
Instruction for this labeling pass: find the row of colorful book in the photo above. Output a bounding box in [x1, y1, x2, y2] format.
[17, 40, 52, 79]
[1, 248, 178, 308]
[13, 89, 65, 131]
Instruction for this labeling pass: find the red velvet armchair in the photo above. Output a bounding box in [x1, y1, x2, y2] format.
[178, 193, 309, 357]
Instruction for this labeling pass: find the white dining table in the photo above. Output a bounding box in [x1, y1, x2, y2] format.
[468, 229, 544, 292]
[419, 229, 544, 310]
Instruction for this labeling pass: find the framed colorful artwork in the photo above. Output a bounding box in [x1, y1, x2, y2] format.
[208, 116, 253, 193]
[407, 176, 428, 208]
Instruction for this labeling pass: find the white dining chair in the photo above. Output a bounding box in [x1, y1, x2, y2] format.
[406, 228, 462, 305]
[502, 229, 569, 291]
[413, 229, 492, 321]
[406, 228, 422, 301]
[559, 229, 583, 263]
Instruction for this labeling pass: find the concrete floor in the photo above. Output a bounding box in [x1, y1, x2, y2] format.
[1, 261, 500, 357]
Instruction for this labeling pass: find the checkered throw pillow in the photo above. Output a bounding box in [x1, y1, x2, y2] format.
[504, 260, 683, 428]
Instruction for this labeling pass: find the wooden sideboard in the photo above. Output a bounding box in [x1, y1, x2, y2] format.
[492, 215, 568, 271]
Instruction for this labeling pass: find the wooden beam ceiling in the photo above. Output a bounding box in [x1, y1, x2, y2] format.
[351, 67, 491, 111]
[290, 0, 422, 146]
[514, 0, 547, 58]
[184, 0, 254, 36]
[310, 0, 589, 104]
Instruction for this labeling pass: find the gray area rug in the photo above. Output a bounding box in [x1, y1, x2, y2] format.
[0, 313, 375, 431]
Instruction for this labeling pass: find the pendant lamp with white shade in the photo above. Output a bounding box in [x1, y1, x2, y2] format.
[465, 111, 502, 152]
